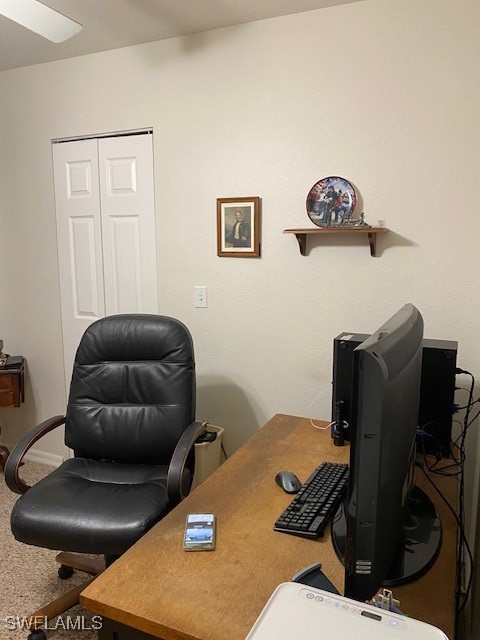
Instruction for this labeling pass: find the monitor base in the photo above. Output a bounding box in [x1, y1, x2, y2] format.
[291, 562, 340, 594]
[331, 485, 442, 588]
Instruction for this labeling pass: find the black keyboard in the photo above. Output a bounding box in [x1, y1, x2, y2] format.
[274, 462, 349, 538]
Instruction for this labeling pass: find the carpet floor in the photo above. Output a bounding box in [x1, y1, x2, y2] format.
[1, 462, 100, 640]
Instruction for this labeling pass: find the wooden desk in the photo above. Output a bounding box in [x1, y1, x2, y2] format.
[81, 414, 457, 640]
[0, 365, 25, 472]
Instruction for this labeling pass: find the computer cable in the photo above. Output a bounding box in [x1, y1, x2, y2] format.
[416, 369, 477, 620]
[465, 406, 480, 430]
[416, 426, 463, 478]
[443, 419, 467, 475]
[456, 369, 475, 429]
[455, 370, 475, 612]
[454, 398, 480, 411]
[416, 462, 473, 614]
[456, 385, 475, 393]
[416, 427, 443, 466]
[416, 460, 463, 616]
[420, 437, 462, 477]
[308, 385, 335, 431]
[446, 368, 477, 618]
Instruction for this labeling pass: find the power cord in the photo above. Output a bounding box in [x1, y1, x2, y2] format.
[450, 368, 476, 616]
[308, 385, 335, 431]
[416, 427, 443, 464]
[416, 367, 477, 620]
[416, 461, 473, 615]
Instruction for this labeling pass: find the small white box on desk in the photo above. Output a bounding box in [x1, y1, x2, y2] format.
[246, 582, 448, 640]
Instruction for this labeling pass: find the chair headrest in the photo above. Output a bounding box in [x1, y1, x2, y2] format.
[75, 314, 194, 364]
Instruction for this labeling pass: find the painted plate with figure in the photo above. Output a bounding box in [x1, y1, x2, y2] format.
[306, 176, 357, 227]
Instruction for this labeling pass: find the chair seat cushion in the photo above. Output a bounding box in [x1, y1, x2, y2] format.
[11, 458, 170, 555]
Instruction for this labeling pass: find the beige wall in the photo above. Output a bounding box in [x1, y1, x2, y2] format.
[0, 0, 479, 532]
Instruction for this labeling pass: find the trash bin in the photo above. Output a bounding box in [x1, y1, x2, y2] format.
[191, 424, 224, 490]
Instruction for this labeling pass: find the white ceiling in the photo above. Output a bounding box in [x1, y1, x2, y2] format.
[0, 0, 361, 72]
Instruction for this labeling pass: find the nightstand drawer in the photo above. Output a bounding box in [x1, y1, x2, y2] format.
[0, 389, 15, 407]
[0, 369, 24, 407]
[0, 375, 14, 391]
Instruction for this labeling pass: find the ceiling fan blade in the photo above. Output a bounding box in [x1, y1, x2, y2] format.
[0, 0, 82, 43]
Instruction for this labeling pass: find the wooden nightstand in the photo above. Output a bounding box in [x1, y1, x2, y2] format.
[0, 364, 25, 472]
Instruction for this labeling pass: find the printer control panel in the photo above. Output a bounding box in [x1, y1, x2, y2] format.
[298, 589, 407, 632]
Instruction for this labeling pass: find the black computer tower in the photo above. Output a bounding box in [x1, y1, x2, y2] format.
[331, 333, 369, 443]
[418, 339, 458, 456]
[331, 333, 457, 456]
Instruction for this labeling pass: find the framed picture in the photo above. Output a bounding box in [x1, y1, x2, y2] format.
[217, 196, 260, 257]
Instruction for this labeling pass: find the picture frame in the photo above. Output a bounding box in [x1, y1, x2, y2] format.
[217, 197, 260, 258]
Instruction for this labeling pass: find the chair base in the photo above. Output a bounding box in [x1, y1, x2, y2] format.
[27, 554, 104, 631]
[56, 552, 105, 575]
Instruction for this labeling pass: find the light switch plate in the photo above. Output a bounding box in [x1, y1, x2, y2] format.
[194, 286, 207, 308]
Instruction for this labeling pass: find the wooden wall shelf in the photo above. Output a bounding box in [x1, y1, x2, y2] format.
[283, 227, 388, 257]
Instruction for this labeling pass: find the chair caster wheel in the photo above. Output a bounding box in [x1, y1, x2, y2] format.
[58, 564, 74, 579]
[28, 630, 46, 640]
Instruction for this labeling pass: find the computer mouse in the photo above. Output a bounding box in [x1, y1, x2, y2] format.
[275, 470, 302, 494]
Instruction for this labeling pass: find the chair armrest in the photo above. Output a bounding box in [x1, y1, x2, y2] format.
[167, 420, 206, 505]
[4, 415, 66, 494]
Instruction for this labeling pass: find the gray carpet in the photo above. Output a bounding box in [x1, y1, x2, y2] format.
[1, 462, 99, 639]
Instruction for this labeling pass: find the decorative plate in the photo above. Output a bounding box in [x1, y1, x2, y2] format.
[306, 176, 357, 227]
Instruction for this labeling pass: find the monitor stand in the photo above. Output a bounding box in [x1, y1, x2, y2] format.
[331, 485, 442, 587]
[292, 563, 340, 594]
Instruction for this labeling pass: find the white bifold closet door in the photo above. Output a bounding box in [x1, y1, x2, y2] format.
[52, 132, 158, 385]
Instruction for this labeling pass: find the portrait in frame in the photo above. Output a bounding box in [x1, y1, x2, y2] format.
[217, 197, 260, 257]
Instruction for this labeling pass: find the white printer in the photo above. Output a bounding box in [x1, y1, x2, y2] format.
[246, 582, 449, 640]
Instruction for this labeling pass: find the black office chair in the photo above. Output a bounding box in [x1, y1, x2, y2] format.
[5, 314, 205, 640]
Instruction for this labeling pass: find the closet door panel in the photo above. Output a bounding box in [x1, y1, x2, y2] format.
[108, 215, 142, 311]
[53, 139, 105, 384]
[98, 134, 158, 315]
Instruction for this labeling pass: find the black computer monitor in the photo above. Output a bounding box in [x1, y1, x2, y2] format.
[331, 304, 442, 602]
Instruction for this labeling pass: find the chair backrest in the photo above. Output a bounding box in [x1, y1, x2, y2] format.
[65, 314, 196, 465]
